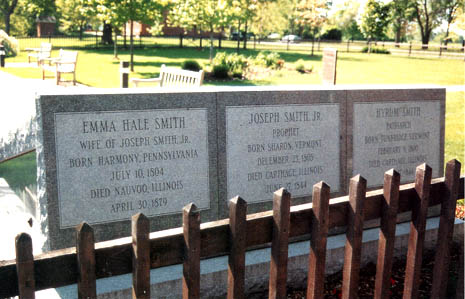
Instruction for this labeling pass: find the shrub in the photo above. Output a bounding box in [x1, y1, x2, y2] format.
[361, 46, 390, 54]
[321, 28, 342, 41]
[254, 51, 281, 69]
[212, 64, 229, 79]
[0, 30, 19, 57]
[181, 60, 201, 72]
[295, 59, 313, 73]
[212, 52, 248, 78]
[226, 53, 248, 75]
[295, 59, 306, 73]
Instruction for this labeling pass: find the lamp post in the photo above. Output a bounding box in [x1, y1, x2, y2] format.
[0, 45, 5, 67]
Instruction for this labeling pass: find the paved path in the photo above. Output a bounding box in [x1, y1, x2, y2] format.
[0, 68, 90, 142]
[446, 85, 465, 92]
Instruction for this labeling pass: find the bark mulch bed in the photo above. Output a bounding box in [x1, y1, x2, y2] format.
[247, 242, 462, 298]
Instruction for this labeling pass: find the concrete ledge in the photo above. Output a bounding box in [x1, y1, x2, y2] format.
[50, 216, 464, 298]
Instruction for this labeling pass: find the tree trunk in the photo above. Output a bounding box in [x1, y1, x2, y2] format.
[179, 33, 183, 48]
[236, 21, 241, 53]
[79, 25, 83, 40]
[200, 36, 203, 49]
[114, 30, 119, 59]
[124, 25, 127, 49]
[243, 21, 247, 50]
[311, 34, 315, 56]
[130, 20, 134, 71]
[2, 0, 18, 35]
[4, 13, 11, 35]
[444, 22, 451, 49]
[395, 27, 401, 46]
[101, 23, 113, 45]
[209, 30, 214, 62]
[421, 34, 429, 50]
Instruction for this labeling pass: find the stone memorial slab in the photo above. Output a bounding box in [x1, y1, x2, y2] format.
[217, 88, 346, 217]
[347, 88, 445, 188]
[322, 48, 338, 85]
[36, 90, 218, 250]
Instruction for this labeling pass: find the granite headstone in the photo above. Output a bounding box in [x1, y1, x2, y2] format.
[216, 88, 346, 217]
[347, 88, 445, 188]
[36, 90, 218, 250]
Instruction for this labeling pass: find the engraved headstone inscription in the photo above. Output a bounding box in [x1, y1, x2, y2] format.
[348, 88, 445, 188]
[217, 88, 346, 217]
[36, 91, 218, 250]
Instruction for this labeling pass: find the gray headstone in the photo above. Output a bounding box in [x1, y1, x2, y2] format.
[347, 88, 445, 188]
[31, 86, 447, 250]
[36, 90, 218, 250]
[217, 88, 346, 217]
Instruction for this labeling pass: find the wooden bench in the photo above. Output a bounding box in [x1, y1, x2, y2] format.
[27, 42, 52, 65]
[131, 64, 204, 87]
[40, 49, 78, 85]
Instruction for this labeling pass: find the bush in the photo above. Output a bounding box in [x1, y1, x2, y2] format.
[254, 51, 282, 69]
[181, 60, 201, 72]
[361, 46, 390, 54]
[0, 30, 19, 57]
[212, 52, 248, 78]
[321, 28, 342, 41]
[295, 59, 306, 73]
[212, 64, 229, 79]
[295, 59, 313, 73]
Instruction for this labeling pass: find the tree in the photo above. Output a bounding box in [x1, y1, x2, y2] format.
[411, 0, 444, 49]
[361, 0, 391, 41]
[170, 0, 230, 60]
[229, 0, 259, 50]
[440, 0, 464, 46]
[0, 0, 18, 34]
[95, 0, 167, 70]
[56, 0, 95, 39]
[295, 0, 328, 30]
[17, 0, 57, 36]
[328, 0, 363, 40]
[295, 0, 328, 55]
[252, 1, 287, 39]
[389, 0, 415, 44]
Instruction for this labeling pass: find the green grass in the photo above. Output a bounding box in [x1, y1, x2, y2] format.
[0, 152, 36, 191]
[4, 47, 463, 87]
[445, 91, 465, 173]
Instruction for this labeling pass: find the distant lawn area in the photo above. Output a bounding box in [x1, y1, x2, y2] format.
[3, 47, 464, 88]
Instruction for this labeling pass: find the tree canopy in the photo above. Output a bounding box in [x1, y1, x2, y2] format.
[361, 0, 391, 41]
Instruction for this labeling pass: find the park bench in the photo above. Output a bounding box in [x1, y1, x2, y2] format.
[26, 42, 52, 65]
[131, 64, 204, 88]
[40, 49, 78, 85]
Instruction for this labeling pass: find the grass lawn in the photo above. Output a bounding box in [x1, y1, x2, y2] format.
[0, 152, 36, 191]
[445, 91, 465, 171]
[3, 47, 464, 87]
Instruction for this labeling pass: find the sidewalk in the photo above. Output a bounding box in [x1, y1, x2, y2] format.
[446, 85, 465, 92]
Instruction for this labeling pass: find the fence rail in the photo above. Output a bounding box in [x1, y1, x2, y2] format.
[0, 161, 463, 298]
[11, 35, 465, 60]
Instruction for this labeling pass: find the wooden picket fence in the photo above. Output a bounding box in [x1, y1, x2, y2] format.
[0, 161, 464, 299]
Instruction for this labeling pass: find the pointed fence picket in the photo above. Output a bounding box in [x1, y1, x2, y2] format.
[1, 161, 463, 299]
